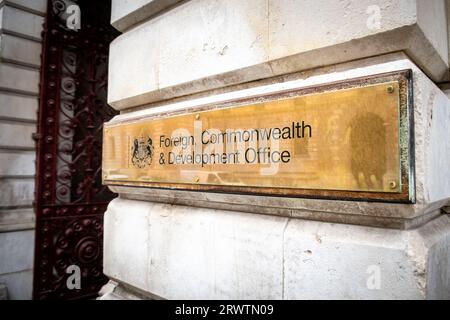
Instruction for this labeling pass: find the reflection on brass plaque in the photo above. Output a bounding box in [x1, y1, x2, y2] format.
[103, 71, 414, 202]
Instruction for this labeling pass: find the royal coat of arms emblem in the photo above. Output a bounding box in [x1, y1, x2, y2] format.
[131, 136, 154, 168]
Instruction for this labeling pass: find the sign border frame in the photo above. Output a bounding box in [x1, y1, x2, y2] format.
[103, 69, 415, 204]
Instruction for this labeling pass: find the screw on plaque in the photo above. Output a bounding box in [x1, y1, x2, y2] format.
[387, 85, 395, 93]
[389, 181, 397, 189]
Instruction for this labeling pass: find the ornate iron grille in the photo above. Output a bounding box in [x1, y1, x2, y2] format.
[33, 0, 119, 300]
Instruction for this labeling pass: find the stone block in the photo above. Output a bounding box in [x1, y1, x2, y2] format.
[0, 208, 35, 232]
[416, 0, 448, 64]
[0, 63, 40, 94]
[111, 0, 183, 31]
[0, 178, 34, 207]
[102, 198, 450, 299]
[0, 229, 35, 275]
[0, 269, 33, 300]
[107, 53, 450, 228]
[283, 219, 420, 299]
[2, 0, 47, 14]
[107, 0, 449, 110]
[283, 213, 450, 299]
[0, 5, 44, 40]
[0, 92, 38, 122]
[0, 151, 35, 176]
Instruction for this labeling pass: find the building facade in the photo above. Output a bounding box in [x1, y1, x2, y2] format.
[0, 0, 47, 300]
[99, 0, 450, 300]
[1, 0, 450, 300]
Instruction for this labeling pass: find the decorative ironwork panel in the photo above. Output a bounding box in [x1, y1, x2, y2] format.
[33, 0, 119, 300]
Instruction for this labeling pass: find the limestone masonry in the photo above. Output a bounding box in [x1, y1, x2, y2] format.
[97, 0, 450, 300]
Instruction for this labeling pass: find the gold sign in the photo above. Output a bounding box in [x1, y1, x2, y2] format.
[103, 71, 414, 202]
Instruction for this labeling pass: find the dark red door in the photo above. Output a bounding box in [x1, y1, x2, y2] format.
[33, 0, 119, 300]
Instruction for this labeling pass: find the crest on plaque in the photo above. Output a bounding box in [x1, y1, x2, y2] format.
[131, 136, 154, 168]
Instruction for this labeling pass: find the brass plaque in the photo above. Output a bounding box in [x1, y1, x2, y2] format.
[103, 71, 414, 202]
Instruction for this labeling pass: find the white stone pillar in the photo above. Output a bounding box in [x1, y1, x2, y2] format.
[101, 0, 450, 300]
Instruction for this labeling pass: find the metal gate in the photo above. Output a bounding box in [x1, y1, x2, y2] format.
[33, 0, 119, 300]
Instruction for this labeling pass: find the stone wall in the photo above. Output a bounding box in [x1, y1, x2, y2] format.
[107, 0, 449, 110]
[0, 0, 47, 300]
[100, 0, 450, 300]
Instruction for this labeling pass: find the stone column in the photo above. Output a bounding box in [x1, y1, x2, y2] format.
[100, 0, 450, 300]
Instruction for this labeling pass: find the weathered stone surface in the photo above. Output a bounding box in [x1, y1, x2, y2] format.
[0, 122, 35, 149]
[0, 93, 38, 122]
[107, 0, 449, 110]
[98, 280, 154, 300]
[0, 230, 35, 275]
[103, 198, 450, 299]
[284, 212, 450, 300]
[0, 5, 44, 40]
[0, 179, 34, 207]
[0, 34, 42, 67]
[111, 0, 183, 31]
[0, 208, 35, 232]
[0, 269, 32, 300]
[107, 53, 450, 228]
[0, 63, 40, 94]
[3, 0, 47, 14]
[0, 0, 43, 302]
[102, 0, 450, 302]
[0, 151, 35, 176]
[104, 199, 286, 299]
